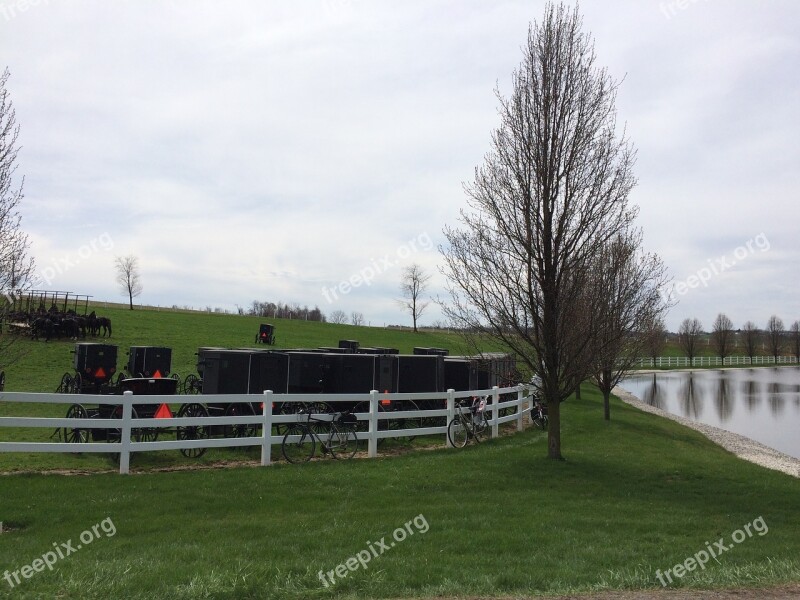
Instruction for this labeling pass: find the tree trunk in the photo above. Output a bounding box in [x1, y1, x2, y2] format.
[575, 384, 581, 400]
[603, 388, 611, 421]
[547, 399, 563, 459]
[128, 292, 133, 310]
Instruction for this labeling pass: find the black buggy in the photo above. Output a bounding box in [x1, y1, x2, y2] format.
[255, 323, 276, 345]
[58, 343, 179, 445]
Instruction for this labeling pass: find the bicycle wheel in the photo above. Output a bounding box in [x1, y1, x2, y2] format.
[473, 412, 489, 442]
[327, 422, 358, 460]
[282, 424, 315, 463]
[447, 414, 469, 448]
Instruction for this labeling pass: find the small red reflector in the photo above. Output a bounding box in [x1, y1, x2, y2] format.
[94, 367, 106, 379]
[380, 399, 391, 406]
[260, 402, 265, 410]
[153, 370, 162, 378]
[154, 403, 172, 419]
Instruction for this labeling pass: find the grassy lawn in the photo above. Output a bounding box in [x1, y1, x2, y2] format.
[1, 386, 798, 599]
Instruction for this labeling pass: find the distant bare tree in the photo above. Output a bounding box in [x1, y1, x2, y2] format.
[114, 255, 143, 310]
[741, 321, 760, 361]
[766, 315, 784, 362]
[0, 68, 36, 368]
[710, 313, 734, 360]
[790, 321, 800, 361]
[589, 231, 670, 420]
[644, 317, 668, 365]
[677, 318, 703, 362]
[351, 311, 364, 326]
[329, 309, 347, 325]
[398, 264, 430, 333]
[441, 3, 639, 459]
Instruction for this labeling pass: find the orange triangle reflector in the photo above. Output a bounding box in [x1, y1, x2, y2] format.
[94, 367, 106, 379]
[153, 370, 162, 378]
[154, 403, 172, 419]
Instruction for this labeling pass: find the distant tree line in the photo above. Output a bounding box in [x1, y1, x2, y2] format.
[248, 301, 326, 322]
[675, 314, 800, 360]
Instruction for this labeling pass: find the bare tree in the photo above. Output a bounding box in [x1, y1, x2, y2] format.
[114, 255, 143, 310]
[329, 309, 347, 325]
[351, 311, 364, 326]
[398, 264, 430, 333]
[677, 318, 703, 362]
[589, 231, 670, 420]
[441, 3, 638, 459]
[644, 317, 668, 365]
[741, 321, 760, 362]
[0, 68, 35, 368]
[766, 315, 784, 362]
[790, 320, 800, 361]
[710, 313, 734, 360]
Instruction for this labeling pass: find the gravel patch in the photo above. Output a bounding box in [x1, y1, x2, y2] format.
[613, 386, 800, 478]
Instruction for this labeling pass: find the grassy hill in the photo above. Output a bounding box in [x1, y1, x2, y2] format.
[0, 305, 482, 393]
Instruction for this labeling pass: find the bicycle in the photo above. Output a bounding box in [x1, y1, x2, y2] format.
[447, 396, 489, 448]
[281, 409, 359, 463]
[531, 400, 548, 430]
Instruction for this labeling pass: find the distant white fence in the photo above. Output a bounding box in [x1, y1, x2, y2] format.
[635, 355, 799, 368]
[0, 385, 534, 474]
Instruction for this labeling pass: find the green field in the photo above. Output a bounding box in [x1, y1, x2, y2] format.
[0, 387, 798, 599]
[0, 305, 476, 393]
[1, 307, 799, 598]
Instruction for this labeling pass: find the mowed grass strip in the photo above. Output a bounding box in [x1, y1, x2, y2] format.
[0, 387, 798, 599]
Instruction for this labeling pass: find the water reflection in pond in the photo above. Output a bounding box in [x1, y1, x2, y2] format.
[621, 367, 800, 460]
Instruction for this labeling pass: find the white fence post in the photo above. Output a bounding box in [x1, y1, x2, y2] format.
[516, 385, 524, 432]
[368, 389, 378, 458]
[261, 390, 273, 466]
[119, 391, 133, 475]
[446, 389, 455, 447]
[491, 386, 499, 439]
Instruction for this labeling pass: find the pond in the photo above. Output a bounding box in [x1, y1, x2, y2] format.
[620, 367, 800, 460]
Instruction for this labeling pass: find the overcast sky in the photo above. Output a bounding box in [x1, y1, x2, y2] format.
[2, 0, 798, 331]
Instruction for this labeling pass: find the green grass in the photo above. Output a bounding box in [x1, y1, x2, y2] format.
[0, 387, 798, 599]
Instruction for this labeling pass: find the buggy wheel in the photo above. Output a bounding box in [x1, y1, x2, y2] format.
[327, 422, 358, 460]
[109, 406, 142, 444]
[70, 373, 83, 394]
[177, 402, 209, 458]
[224, 402, 257, 439]
[182, 374, 202, 395]
[63, 403, 89, 445]
[57, 372, 72, 394]
[388, 400, 420, 443]
[282, 424, 315, 463]
[447, 414, 469, 448]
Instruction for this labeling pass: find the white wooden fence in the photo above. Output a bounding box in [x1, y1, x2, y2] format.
[635, 355, 800, 368]
[0, 385, 534, 474]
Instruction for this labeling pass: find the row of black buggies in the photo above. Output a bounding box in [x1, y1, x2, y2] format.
[58, 340, 520, 459]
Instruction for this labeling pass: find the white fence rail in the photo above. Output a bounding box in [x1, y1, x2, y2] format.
[0, 385, 534, 474]
[635, 355, 799, 368]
